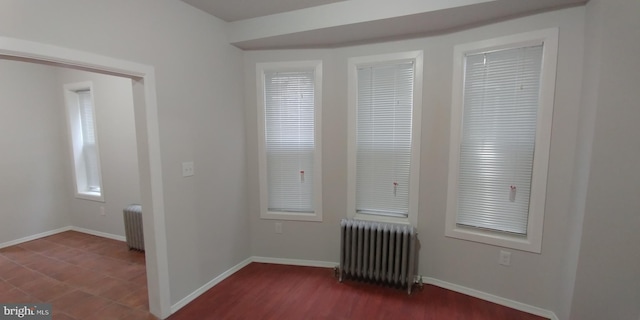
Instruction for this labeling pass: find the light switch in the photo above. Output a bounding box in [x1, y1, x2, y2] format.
[182, 161, 194, 177]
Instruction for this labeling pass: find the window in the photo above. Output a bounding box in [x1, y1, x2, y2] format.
[347, 51, 423, 226]
[64, 82, 104, 202]
[445, 29, 559, 253]
[257, 61, 323, 221]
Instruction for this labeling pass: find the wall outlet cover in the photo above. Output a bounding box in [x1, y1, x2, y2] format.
[499, 250, 511, 266]
[182, 161, 194, 177]
[275, 222, 283, 234]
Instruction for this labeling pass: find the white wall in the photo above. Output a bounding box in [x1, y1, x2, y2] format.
[0, 60, 71, 244]
[57, 68, 141, 237]
[570, 0, 640, 319]
[0, 0, 250, 307]
[244, 7, 585, 315]
[8, 1, 636, 318]
[0, 61, 141, 242]
[556, 0, 605, 318]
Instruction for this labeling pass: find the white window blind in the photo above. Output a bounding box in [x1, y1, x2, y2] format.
[457, 45, 543, 235]
[356, 61, 414, 217]
[264, 70, 315, 213]
[77, 90, 101, 193]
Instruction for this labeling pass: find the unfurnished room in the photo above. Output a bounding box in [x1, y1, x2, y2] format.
[0, 1, 638, 320]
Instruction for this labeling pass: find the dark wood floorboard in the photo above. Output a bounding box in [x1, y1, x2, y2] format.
[3, 235, 548, 320]
[169, 262, 547, 320]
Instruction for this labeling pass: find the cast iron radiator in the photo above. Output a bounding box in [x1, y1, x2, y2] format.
[338, 218, 417, 294]
[123, 204, 144, 251]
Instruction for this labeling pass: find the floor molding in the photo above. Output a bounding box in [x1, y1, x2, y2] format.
[71, 226, 126, 242]
[0, 226, 72, 249]
[423, 277, 558, 320]
[0, 226, 126, 250]
[169, 257, 335, 315]
[252, 256, 338, 268]
[170, 257, 253, 314]
[0, 228, 561, 320]
[168, 257, 558, 320]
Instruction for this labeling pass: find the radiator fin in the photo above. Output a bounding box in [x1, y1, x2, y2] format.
[123, 204, 144, 251]
[339, 219, 417, 294]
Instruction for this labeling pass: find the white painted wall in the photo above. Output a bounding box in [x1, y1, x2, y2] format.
[555, 0, 605, 319]
[244, 7, 585, 316]
[0, 60, 71, 244]
[7, 1, 635, 318]
[0, 0, 250, 307]
[0, 62, 140, 241]
[569, 0, 640, 319]
[57, 68, 141, 237]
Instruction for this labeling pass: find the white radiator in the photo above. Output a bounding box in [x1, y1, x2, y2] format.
[123, 204, 144, 251]
[339, 219, 417, 294]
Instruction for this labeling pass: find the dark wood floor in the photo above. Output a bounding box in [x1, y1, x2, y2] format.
[169, 262, 547, 320]
[2, 234, 547, 320]
[0, 231, 154, 320]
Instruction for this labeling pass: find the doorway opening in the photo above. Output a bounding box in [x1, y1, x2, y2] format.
[0, 36, 171, 319]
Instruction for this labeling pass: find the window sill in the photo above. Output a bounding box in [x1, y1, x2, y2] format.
[352, 212, 413, 227]
[261, 210, 322, 222]
[445, 225, 541, 253]
[76, 191, 105, 203]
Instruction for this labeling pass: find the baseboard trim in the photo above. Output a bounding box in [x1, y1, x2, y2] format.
[168, 257, 334, 315]
[0, 226, 127, 250]
[252, 256, 338, 268]
[170, 257, 253, 314]
[0, 226, 73, 249]
[423, 277, 558, 320]
[167, 258, 558, 320]
[71, 226, 126, 242]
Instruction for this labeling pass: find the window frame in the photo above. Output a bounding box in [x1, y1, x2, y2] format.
[63, 81, 105, 202]
[347, 51, 424, 227]
[256, 60, 323, 222]
[445, 28, 559, 253]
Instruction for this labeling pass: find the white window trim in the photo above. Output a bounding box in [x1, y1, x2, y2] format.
[445, 28, 559, 253]
[256, 60, 323, 222]
[347, 51, 423, 227]
[63, 81, 105, 202]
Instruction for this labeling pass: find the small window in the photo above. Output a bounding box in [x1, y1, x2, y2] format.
[445, 29, 559, 253]
[64, 82, 104, 202]
[347, 51, 423, 226]
[257, 61, 323, 221]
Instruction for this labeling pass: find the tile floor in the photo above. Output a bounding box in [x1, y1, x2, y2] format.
[0, 231, 156, 320]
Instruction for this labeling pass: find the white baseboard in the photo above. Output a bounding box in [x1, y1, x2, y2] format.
[71, 226, 126, 242]
[0, 227, 561, 320]
[423, 277, 558, 320]
[169, 257, 334, 315]
[0, 226, 126, 250]
[170, 257, 253, 314]
[168, 257, 557, 320]
[252, 256, 338, 268]
[0, 226, 72, 249]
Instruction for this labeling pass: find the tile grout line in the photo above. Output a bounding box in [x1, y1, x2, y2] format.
[0, 231, 153, 319]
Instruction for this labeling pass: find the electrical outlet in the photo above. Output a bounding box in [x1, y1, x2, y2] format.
[499, 250, 511, 266]
[182, 161, 194, 177]
[275, 222, 283, 234]
[100, 206, 106, 216]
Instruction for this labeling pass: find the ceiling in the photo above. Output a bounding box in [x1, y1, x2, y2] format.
[182, 0, 588, 50]
[182, 0, 347, 22]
